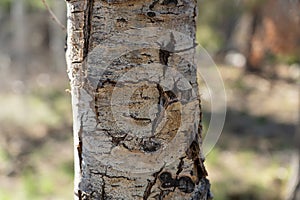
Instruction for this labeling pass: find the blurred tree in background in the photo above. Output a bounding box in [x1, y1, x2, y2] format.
[0, 0, 66, 92]
[0, 1, 72, 199]
[197, 0, 300, 71]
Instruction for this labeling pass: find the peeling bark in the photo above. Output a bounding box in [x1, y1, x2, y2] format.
[66, 0, 211, 199]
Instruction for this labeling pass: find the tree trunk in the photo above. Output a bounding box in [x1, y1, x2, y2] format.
[11, 0, 26, 79]
[288, 115, 300, 200]
[49, 0, 67, 72]
[291, 158, 300, 200]
[65, 0, 211, 199]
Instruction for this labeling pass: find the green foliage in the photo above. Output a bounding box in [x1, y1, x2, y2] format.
[0, 88, 71, 129]
[206, 148, 290, 200]
[27, 0, 45, 10]
[196, 25, 224, 53]
[59, 160, 74, 179]
[265, 51, 300, 65]
[0, 0, 52, 11]
[0, 190, 11, 200]
[243, 0, 267, 11]
[275, 54, 300, 65]
[0, 0, 11, 10]
[21, 169, 41, 199]
[197, 0, 243, 53]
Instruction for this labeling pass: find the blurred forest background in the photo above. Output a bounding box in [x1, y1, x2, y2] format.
[0, 0, 299, 199]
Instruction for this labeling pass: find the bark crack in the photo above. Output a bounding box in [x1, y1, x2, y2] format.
[152, 84, 166, 134]
[83, 0, 94, 59]
[172, 43, 198, 53]
[190, 178, 213, 200]
[75, 190, 82, 200]
[158, 32, 176, 66]
[70, 10, 85, 14]
[77, 140, 82, 171]
[162, 0, 178, 5]
[101, 177, 106, 200]
[111, 134, 127, 146]
[187, 141, 208, 179]
[90, 170, 132, 181]
[159, 49, 170, 66]
[71, 60, 84, 64]
[176, 156, 185, 176]
[77, 115, 84, 173]
[149, 0, 159, 10]
[143, 165, 165, 200]
[129, 114, 152, 124]
[152, 84, 178, 134]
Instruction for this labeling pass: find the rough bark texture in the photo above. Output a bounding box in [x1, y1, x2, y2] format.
[66, 0, 211, 199]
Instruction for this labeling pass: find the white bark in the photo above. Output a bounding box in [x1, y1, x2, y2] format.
[66, 0, 211, 199]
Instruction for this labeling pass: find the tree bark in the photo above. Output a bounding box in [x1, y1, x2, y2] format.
[288, 113, 300, 200]
[65, 0, 211, 199]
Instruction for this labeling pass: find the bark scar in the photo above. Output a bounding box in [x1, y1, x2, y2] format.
[159, 171, 195, 193]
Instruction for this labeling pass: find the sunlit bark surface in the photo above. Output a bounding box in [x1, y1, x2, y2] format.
[66, 0, 211, 199]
